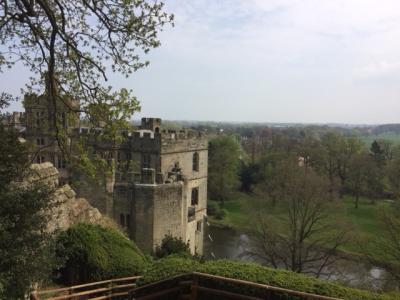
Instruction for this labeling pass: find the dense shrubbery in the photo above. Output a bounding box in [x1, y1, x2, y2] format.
[207, 200, 227, 220]
[138, 256, 399, 300]
[55, 224, 148, 284]
[154, 234, 190, 259]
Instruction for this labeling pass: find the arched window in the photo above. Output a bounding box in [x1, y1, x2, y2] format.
[192, 152, 199, 171]
[120, 214, 125, 227]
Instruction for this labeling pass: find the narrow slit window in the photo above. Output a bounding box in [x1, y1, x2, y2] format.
[191, 187, 199, 206]
[192, 152, 199, 171]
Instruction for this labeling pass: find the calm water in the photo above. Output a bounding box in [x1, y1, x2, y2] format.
[203, 225, 398, 292]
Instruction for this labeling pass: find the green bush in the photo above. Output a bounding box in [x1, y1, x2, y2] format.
[154, 234, 191, 259]
[207, 200, 219, 216]
[138, 256, 398, 300]
[55, 223, 148, 284]
[215, 208, 227, 220]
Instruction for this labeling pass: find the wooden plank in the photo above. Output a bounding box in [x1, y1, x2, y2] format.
[133, 287, 180, 300]
[88, 296, 109, 300]
[39, 276, 140, 295]
[111, 283, 136, 290]
[190, 276, 198, 300]
[197, 286, 263, 300]
[110, 291, 130, 298]
[48, 287, 111, 300]
[131, 273, 188, 292]
[192, 272, 343, 300]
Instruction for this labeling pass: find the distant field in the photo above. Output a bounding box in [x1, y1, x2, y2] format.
[209, 192, 391, 262]
[359, 132, 400, 146]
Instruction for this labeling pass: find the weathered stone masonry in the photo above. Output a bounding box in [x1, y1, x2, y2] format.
[12, 95, 208, 255]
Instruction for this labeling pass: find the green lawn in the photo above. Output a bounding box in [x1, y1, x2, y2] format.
[359, 132, 400, 146]
[209, 192, 392, 262]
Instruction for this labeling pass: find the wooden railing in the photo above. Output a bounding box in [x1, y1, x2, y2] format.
[129, 272, 343, 300]
[31, 276, 141, 300]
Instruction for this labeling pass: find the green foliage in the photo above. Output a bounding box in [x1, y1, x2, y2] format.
[0, 0, 173, 120]
[366, 205, 400, 280]
[239, 161, 263, 192]
[207, 200, 220, 216]
[207, 201, 227, 220]
[215, 208, 227, 220]
[55, 224, 148, 284]
[154, 234, 191, 259]
[386, 158, 400, 199]
[138, 256, 397, 300]
[0, 125, 56, 299]
[208, 135, 241, 204]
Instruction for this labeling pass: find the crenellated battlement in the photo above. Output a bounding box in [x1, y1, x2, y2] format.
[23, 93, 80, 110]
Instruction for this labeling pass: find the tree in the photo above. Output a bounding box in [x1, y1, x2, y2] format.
[0, 102, 56, 299]
[239, 161, 262, 192]
[370, 140, 385, 166]
[346, 153, 372, 209]
[312, 133, 342, 199]
[0, 0, 173, 152]
[248, 160, 349, 277]
[254, 150, 291, 207]
[154, 234, 190, 259]
[312, 133, 362, 198]
[208, 135, 240, 205]
[367, 204, 400, 281]
[386, 158, 400, 200]
[336, 137, 362, 195]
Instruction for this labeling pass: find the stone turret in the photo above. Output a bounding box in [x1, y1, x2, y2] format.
[140, 117, 161, 133]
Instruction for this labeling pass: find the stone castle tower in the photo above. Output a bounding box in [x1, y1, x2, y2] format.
[112, 120, 208, 254]
[19, 95, 207, 255]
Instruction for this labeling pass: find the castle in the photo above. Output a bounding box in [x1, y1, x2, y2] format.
[7, 93, 208, 255]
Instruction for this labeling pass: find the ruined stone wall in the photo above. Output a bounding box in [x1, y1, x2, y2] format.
[112, 184, 132, 232]
[28, 163, 115, 233]
[131, 185, 155, 253]
[129, 182, 185, 254]
[74, 178, 114, 217]
[152, 182, 184, 250]
[47, 184, 113, 232]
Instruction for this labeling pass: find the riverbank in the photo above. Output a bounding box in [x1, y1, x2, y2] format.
[203, 225, 399, 292]
[208, 192, 392, 263]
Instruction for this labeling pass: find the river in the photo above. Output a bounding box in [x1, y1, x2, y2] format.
[203, 225, 398, 292]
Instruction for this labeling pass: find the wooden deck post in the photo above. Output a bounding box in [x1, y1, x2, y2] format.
[190, 274, 198, 300]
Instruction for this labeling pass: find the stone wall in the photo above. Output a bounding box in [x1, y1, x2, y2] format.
[131, 184, 155, 252]
[47, 184, 111, 232]
[153, 182, 184, 250]
[28, 162, 116, 233]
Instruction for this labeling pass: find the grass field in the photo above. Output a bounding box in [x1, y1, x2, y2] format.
[209, 192, 392, 261]
[359, 132, 400, 146]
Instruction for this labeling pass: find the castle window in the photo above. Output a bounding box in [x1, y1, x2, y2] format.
[36, 137, 45, 146]
[141, 153, 151, 169]
[57, 155, 66, 169]
[120, 214, 125, 227]
[196, 220, 202, 232]
[192, 152, 199, 172]
[36, 111, 45, 127]
[36, 155, 45, 164]
[191, 187, 199, 206]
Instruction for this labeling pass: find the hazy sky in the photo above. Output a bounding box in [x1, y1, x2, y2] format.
[3, 0, 400, 124]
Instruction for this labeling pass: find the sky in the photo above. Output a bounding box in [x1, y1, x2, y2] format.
[3, 0, 400, 124]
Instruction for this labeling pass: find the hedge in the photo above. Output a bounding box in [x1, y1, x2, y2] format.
[55, 223, 149, 284]
[138, 256, 399, 300]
